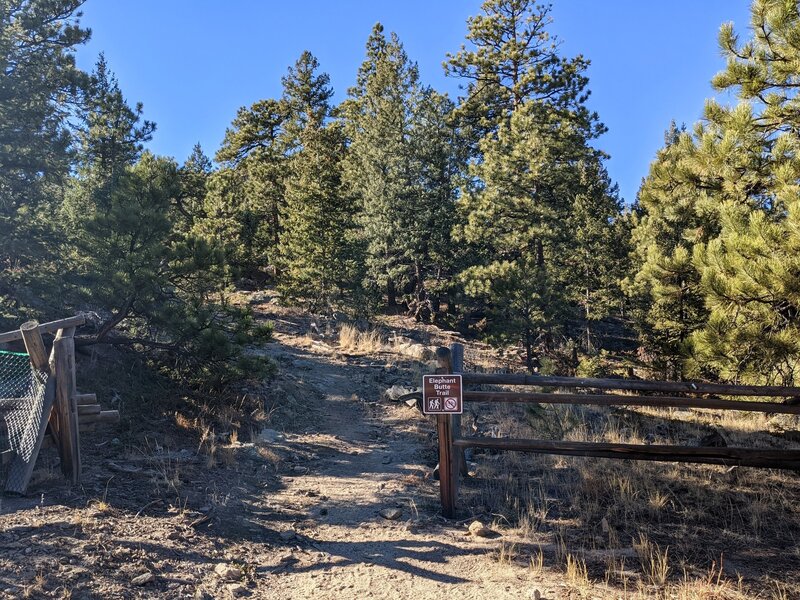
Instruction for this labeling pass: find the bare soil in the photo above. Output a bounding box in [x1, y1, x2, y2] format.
[0, 295, 798, 599]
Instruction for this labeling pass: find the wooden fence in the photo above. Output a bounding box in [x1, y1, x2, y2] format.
[433, 343, 800, 518]
[1, 316, 119, 493]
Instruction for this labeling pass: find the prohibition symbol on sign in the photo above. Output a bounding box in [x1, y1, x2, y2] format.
[422, 374, 463, 414]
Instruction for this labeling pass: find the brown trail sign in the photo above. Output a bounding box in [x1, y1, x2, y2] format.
[422, 374, 462, 414]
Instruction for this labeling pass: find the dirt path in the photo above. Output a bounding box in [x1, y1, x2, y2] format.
[251, 325, 544, 600]
[0, 307, 560, 599]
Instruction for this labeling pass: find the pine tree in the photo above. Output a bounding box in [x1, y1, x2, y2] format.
[624, 124, 711, 377]
[691, 200, 800, 385]
[448, 0, 611, 370]
[403, 87, 463, 320]
[340, 24, 420, 309]
[688, 0, 800, 384]
[341, 23, 461, 317]
[277, 52, 360, 310]
[175, 143, 212, 234]
[0, 0, 89, 319]
[196, 99, 288, 278]
[563, 159, 626, 350]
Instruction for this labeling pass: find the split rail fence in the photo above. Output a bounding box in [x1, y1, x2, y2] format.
[0, 316, 119, 493]
[433, 343, 800, 518]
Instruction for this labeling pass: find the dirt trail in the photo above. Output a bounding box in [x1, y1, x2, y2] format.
[0, 305, 560, 600]
[253, 324, 543, 600]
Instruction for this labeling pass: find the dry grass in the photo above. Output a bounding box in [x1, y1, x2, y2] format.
[634, 532, 670, 587]
[529, 547, 545, 576]
[458, 375, 800, 598]
[565, 553, 590, 589]
[338, 323, 385, 354]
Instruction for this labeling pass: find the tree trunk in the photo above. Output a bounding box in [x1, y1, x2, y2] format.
[525, 329, 534, 374]
[387, 278, 397, 308]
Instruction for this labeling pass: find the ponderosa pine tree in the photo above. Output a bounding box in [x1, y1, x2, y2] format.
[341, 23, 462, 318]
[448, 0, 613, 370]
[340, 24, 421, 310]
[564, 159, 626, 350]
[277, 52, 361, 310]
[62, 60, 270, 387]
[0, 0, 89, 320]
[403, 88, 463, 320]
[624, 123, 711, 378]
[197, 99, 288, 279]
[175, 143, 212, 234]
[688, 0, 800, 384]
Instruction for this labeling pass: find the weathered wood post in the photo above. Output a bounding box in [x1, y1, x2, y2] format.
[450, 343, 468, 477]
[435, 347, 457, 518]
[20, 321, 48, 371]
[52, 330, 80, 483]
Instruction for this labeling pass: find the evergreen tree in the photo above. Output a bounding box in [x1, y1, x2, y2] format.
[448, 0, 612, 370]
[175, 143, 212, 234]
[341, 23, 461, 317]
[63, 60, 269, 387]
[688, 0, 800, 384]
[0, 0, 89, 318]
[691, 200, 800, 385]
[403, 88, 463, 320]
[564, 159, 626, 350]
[340, 24, 420, 309]
[624, 124, 711, 377]
[277, 52, 360, 310]
[196, 99, 288, 278]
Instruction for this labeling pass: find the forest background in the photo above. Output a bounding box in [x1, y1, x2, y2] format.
[3, 0, 799, 398]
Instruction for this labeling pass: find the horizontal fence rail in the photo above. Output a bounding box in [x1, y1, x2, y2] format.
[461, 373, 800, 397]
[452, 438, 800, 470]
[431, 344, 800, 518]
[463, 391, 800, 415]
[0, 315, 86, 345]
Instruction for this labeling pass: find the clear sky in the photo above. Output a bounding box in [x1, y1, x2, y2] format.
[74, 0, 752, 205]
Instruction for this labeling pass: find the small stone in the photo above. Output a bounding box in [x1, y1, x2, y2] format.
[468, 520, 495, 538]
[227, 583, 249, 597]
[279, 530, 296, 541]
[214, 563, 243, 581]
[131, 572, 154, 586]
[379, 508, 403, 521]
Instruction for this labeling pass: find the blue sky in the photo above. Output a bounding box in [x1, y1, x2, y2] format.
[75, 0, 752, 205]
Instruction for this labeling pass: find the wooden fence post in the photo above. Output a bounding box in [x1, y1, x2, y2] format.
[435, 347, 457, 518]
[20, 321, 48, 371]
[52, 334, 80, 483]
[450, 343, 468, 481]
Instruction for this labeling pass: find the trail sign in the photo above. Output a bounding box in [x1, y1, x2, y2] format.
[422, 374, 463, 414]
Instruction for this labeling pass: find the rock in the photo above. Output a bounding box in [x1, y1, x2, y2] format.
[214, 563, 243, 581]
[379, 508, 403, 521]
[279, 530, 296, 541]
[468, 520, 495, 538]
[384, 385, 415, 402]
[226, 583, 249, 597]
[255, 429, 284, 444]
[131, 572, 154, 586]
